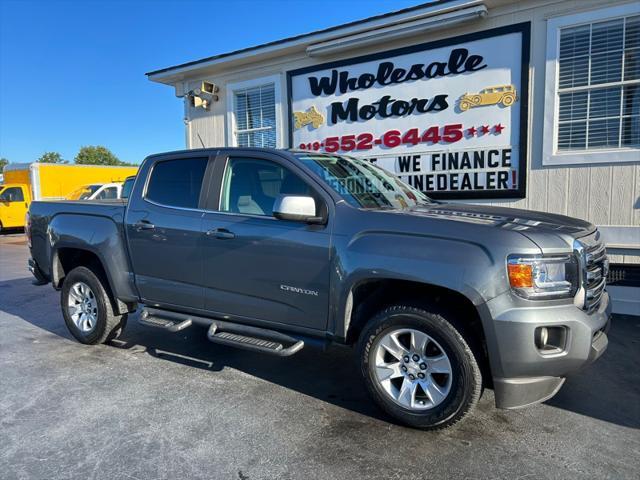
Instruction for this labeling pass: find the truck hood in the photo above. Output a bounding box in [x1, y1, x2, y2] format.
[388, 202, 595, 250]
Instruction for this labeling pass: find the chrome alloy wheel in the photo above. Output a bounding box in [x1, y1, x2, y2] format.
[67, 282, 98, 333]
[374, 328, 453, 410]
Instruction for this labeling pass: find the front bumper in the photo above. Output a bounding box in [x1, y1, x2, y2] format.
[480, 290, 611, 409]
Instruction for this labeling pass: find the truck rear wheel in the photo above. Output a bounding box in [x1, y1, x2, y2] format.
[61, 266, 127, 345]
[358, 305, 482, 430]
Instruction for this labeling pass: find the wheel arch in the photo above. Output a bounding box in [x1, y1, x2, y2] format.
[52, 246, 134, 315]
[344, 278, 491, 380]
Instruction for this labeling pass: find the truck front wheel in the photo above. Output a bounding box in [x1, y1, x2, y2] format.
[61, 266, 127, 345]
[358, 305, 482, 430]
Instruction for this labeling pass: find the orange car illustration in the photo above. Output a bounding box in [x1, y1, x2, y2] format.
[459, 84, 517, 111]
[293, 105, 325, 129]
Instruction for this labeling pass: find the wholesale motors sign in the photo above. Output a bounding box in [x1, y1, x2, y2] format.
[287, 23, 530, 199]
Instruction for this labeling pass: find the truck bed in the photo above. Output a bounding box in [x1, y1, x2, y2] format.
[28, 200, 129, 287]
[29, 199, 127, 224]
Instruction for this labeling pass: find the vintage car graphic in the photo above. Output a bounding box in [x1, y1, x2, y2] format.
[293, 105, 325, 129]
[459, 85, 517, 111]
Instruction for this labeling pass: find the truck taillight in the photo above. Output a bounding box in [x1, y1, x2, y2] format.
[25, 212, 31, 248]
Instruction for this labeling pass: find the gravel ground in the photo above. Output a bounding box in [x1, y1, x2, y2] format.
[1, 234, 639, 480]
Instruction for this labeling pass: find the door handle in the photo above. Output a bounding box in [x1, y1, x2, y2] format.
[206, 228, 235, 239]
[134, 220, 155, 231]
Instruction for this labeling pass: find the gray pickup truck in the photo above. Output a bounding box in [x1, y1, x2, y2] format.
[27, 148, 611, 429]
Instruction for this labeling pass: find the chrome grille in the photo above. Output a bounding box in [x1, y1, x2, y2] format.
[576, 231, 608, 313]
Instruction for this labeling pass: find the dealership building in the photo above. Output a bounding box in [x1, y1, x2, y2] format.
[147, 0, 639, 314]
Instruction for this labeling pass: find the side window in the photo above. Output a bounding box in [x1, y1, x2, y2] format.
[121, 178, 134, 199]
[146, 157, 208, 209]
[220, 158, 311, 216]
[96, 187, 118, 200]
[0, 187, 24, 202]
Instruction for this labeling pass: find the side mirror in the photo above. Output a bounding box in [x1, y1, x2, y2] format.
[273, 195, 323, 224]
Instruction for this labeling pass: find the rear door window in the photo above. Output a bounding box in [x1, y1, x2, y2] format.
[96, 187, 118, 200]
[146, 157, 208, 209]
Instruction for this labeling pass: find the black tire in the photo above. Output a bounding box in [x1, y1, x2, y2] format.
[61, 266, 127, 345]
[358, 305, 482, 430]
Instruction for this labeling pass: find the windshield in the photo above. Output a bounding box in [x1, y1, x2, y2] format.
[66, 184, 101, 200]
[121, 177, 135, 200]
[294, 153, 434, 209]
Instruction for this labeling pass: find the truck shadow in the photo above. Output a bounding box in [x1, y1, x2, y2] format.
[2, 276, 639, 429]
[111, 315, 388, 421]
[110, 315, 640, 430]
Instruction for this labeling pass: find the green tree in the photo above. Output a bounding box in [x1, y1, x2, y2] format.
[75, 146, 131, 166]
[0, 157, 8, 172]
[37, 151, 67, 164]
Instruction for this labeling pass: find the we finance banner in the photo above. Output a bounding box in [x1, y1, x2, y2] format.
[287, 23, 530, 199]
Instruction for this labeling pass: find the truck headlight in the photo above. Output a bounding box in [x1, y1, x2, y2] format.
[507, 255, 578, 299]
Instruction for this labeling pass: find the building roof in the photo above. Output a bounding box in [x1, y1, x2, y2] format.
[146, 0, 472, 80]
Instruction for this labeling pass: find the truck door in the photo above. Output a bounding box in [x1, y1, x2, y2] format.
[0, 186, 28, 228]
[200, 153, 332, 331]
[125, 154, 212, 309]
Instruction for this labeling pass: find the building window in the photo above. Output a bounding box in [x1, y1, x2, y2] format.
[543, 4, 640, 165]
[227, 75, 282, 148]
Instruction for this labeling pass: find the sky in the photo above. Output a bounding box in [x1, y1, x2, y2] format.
[0, 0, 424, 164]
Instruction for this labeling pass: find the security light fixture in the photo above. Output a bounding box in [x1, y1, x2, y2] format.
[186, 81, 219, 110]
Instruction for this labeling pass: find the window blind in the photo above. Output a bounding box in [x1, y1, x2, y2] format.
[557, 15, 639, 151]
[233, 83, 277, 148]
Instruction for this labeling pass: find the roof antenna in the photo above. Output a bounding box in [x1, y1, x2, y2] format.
[197, 132, 206, 148]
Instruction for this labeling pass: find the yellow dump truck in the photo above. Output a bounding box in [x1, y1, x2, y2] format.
[0, 163, 138, 230]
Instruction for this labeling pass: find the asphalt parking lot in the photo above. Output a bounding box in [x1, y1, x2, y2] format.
[1, 233, 639, 480]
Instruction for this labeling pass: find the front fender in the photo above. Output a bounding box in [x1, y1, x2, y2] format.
[330, 230, 504, 339]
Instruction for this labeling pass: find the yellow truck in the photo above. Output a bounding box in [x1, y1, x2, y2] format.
[0, 163, 138, 230]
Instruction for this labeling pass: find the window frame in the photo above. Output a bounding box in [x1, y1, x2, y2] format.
[226, 74, 284, 149]
[543, 3, 640, 166]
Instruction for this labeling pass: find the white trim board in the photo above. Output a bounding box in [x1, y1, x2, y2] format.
[225, 74, 285, 149]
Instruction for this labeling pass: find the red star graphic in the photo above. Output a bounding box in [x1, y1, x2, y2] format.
[493, 123, 505, 134]
[466, 126, 477, 136]
[480, 125, 490, 135]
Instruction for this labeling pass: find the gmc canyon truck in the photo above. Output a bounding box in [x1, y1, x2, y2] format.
[27, 148, 611, 429]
